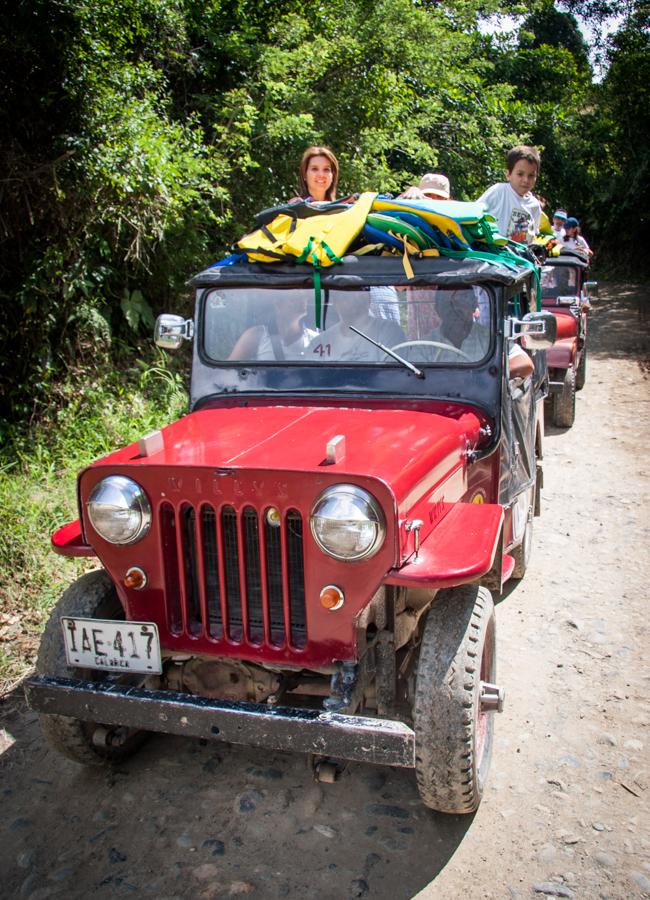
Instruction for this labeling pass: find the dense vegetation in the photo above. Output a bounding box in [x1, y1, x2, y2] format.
[0, 0, 647, 687]
[1, 0, 648, 427]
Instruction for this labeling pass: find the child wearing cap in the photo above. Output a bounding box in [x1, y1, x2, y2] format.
[477, 145, 542, 244]
[561, 218, 593, 259]
[400, 173, 451, 201]
[552, 209, 568, 239]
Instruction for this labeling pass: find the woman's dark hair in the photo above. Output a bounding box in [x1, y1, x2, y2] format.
[298, 146, 339, 201]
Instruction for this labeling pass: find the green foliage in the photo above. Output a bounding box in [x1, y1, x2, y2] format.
[122, 290, 156, 332]
[208, 0, 528, 216]
[2, 0, 650, 432]
[582, 3, 650, 271]
[0, 0, 227, 424]
[0, 351, 188, 692]
[522, 1, 591, 71]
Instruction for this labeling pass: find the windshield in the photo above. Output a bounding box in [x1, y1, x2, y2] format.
[202, 285, 493, 366]
[541, 265, 580, 301]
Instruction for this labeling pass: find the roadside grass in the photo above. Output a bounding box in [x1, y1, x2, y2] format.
[0, 354, 188, 696]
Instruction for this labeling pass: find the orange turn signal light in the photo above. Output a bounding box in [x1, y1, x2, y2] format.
[124, 566, 147, 590]
[319, 585, 344, 611]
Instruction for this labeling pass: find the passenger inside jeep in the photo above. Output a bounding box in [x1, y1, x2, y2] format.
[395, 289, 490, 363]
[426, 290, 489, 361]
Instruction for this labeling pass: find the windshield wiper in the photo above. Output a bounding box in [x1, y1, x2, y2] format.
[348, 325, 424, 379]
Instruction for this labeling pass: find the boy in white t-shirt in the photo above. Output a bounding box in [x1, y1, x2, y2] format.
[477, 145, 542, 244]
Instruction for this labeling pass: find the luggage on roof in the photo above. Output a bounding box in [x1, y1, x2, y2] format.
[236, 192, 377, 267]
[230, 191, 540, 309]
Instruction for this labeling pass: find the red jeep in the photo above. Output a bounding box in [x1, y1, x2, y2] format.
[541, 253, 598, 427]
[26, 253, 555, 814]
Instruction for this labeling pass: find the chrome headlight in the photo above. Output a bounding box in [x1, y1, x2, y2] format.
[310, 485, 385, 561]
[86, 476, 152, 545]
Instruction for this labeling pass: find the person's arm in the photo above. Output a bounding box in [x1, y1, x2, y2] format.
[477, 184, 507, 235]
[228, 325, 264, 360]
[577, 235, 593, 257]
[509, 342, 534, 379]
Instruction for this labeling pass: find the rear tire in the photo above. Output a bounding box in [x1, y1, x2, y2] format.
[413, 585, 496, 814]
[36, 570, 148, 766]
[553, 366, 576, 428]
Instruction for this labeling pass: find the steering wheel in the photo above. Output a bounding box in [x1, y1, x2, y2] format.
[390, 340, 472, 362]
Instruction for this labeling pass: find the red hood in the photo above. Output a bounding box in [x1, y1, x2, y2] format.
[92, 405, 482, 507]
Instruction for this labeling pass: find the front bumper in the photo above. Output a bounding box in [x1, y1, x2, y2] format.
[24, 675, 415, 767]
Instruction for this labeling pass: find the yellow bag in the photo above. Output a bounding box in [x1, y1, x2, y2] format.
[235, 213, 298, 263]
[236, 192, 377, 266]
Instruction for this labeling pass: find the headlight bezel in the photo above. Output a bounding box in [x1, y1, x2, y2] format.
[310, 484, 386, 562]
[86, 475, 152, 546]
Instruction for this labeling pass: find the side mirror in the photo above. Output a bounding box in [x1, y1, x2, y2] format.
[154, 314, 194, 350]
[509, 311, 557, 350]
[584, 280, 598, 299]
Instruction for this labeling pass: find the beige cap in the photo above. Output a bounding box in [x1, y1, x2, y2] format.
[418, 173, 450, 199]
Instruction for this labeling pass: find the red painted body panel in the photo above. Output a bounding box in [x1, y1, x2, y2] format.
[87, 406, 482, 510]
[502, 554, 515, 581]
[551, 310, 579, 340]
[51, 520, 96, 558]
[547, 337, 576, 370]
[546, 306, 589, 372]
[385, 503, 503, 588]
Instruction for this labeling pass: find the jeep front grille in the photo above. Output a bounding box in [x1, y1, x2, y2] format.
[160, 502, 307, 648]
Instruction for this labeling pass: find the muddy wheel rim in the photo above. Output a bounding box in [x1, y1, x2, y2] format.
[476, 619, 495, 767]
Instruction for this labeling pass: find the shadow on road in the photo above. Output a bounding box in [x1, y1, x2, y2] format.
[586, 280, 650, 364]
[1, 686, 473, 899]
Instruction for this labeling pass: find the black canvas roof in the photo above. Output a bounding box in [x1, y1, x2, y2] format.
[544, 253, 589, 269]
[190, 253, 534, 290]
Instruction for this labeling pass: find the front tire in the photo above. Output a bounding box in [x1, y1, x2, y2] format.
[36, 570, 148, 766]
[553, 366, 576, 428]
[413, 585, 496, 814]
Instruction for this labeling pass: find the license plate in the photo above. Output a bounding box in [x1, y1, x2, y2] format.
[61, 618, 162, 675]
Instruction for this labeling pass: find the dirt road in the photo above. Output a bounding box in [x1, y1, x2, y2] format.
[1, 282, 649, 900]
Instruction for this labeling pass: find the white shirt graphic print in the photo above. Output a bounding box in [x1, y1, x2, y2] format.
[477, 182, 541, 244]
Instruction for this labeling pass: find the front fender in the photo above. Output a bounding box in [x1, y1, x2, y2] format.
[51, 520, 96, 558]
[547, 337, 576, 371]
[384, 502, 503, 589]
